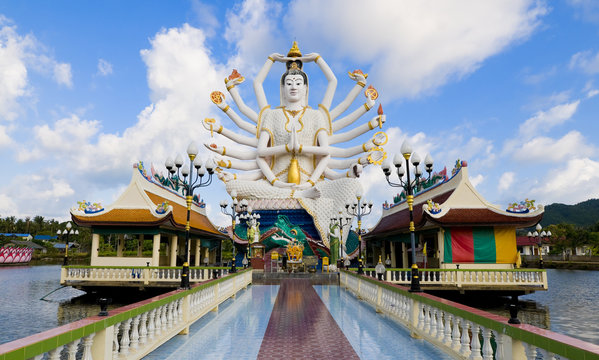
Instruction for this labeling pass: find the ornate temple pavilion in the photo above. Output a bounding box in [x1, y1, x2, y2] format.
[364, 160, 544, 270]
[70, 162, 226, 270]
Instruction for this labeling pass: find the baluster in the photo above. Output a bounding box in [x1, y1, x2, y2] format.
[81, 333, 95, 360]
[147, 309, 156, 339]
[470, 323, 482, 360]
[429, 308, 437, 337]
[436, 310, 445, 341]
[423, 305, 431, 333]
[166, 302, 174, 329]
[481, 327, 493, 360]
[139, 312, 148, 345]
[161, 304, 167, 332]
[492, 330, 505, 360]
[525, 342, 537, 360]
[443, 313, 453, 345]
[130, 314, 141, 350]
[48, 345, 64, 360]
[154, 306, 162, 335]
[417, 303, 425, 331]
[178, 298, 184, 323]
[112, 321, 121, 358]
[452, 317, 462, 351]
[66, 338, 80, 360]
[120, 318, 132, 355]
[459, 320, 471, 357]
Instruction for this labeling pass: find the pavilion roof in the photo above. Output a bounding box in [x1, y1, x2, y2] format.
[365, 162, 544, 239]
[71, 162, 224, 238]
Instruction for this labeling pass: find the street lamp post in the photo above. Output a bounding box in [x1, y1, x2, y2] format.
[239, 208, 260, 259]
[330, 212, 352, 270]
[57, 222, 78, 266]
[164, 142, 214, 289]
[345, 189, 373, 274]
[381, 139, 434, 292]
[527, 224, 551, 269]
[220, 191, 241, 273]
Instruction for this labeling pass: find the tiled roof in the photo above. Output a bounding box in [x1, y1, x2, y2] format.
[145, 192, 220, 235]
[72, 209, 163, 225]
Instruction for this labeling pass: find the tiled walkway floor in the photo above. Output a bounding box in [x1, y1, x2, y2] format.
[257, 279, 359, 359]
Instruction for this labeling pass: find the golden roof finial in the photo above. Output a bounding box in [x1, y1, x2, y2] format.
[287, 41, 302, 57]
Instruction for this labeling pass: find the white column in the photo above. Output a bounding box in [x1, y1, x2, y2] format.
[195, 241, 201, 267]
[152, 234, 161, 266]
[390, 242, 397, 268]
[437, 229, 445, 267]
[90, 233, 100, 266]
[402, 242, 408, 268]
[170, 235, 178, 267]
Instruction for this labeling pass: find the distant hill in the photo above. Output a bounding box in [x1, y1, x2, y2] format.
[541, 199, 599, 228]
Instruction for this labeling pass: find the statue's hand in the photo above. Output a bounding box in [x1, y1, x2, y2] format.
[202, 117, 221, 131]
[216, 171, 235, 182]
[347, 163, 363, 178]
[366, 96, 376, 111]
[270, 53, 286, 62]
[204, 142, 224, 155]
[368, 114, 386, 129]
[301, 53, 319, 62]
[348, 70, 367, 83]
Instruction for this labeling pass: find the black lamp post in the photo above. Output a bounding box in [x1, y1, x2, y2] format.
[345, 189, 372, 274]
[57, 222, 78, 266]
[330, 212, 352, 270]
[527, 223, 551, 269]
[220, 191, 243, 273]
[164, 142, 214, 289]
[381, 139, 434, 292]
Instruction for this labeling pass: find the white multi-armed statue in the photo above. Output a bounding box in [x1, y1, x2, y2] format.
[203, 42, 387, 255]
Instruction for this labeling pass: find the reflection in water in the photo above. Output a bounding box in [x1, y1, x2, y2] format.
[448, 269, 599, 345]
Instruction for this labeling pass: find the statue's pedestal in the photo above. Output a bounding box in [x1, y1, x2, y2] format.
[250, 257, 265, 270]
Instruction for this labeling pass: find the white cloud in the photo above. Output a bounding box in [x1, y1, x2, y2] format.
[469, 174, 485, 187]
[511, 131, 595, 163]
[498, 172, 515, 192]
[97, 59, 113, 76]
[53, 63, 73, 87]
[0, 193, 17, 214]
[0, 16, 73, 121]
[587, 89, 599, 98]
[518, 100, 580, 137]
[0, 125, 13, 148]
[532, 157, 599, 204]
[287, 0, 547, 99]
[570, 50, 599, 74]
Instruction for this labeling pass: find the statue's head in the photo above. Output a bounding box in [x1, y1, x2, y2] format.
[280, 60, 308, 107]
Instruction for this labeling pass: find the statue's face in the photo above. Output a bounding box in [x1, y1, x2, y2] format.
[283, 74, 306, 104]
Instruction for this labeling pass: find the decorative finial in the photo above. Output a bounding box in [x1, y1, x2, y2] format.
[287, 41, 302, 57]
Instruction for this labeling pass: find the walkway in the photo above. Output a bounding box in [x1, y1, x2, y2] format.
[257, 279, 358, 359]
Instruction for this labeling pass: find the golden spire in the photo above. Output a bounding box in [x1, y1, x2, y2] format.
[287, 41, 302, 57]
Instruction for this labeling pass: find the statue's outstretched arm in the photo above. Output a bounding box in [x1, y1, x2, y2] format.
[329, 155, 370, 169]
[332, 96, 375, 132]
[323, 167, 362, 180]
[330, 71, 368, 119]
[215, 169, 262, 183]
[329, 131, 387, 158]
[202, 118, 258, 147]
[215, 157, 258, 171]
[329, 114, 386, 145]
[224, 73, 258, 122]
[204, 143, 256, 160]
[254, 54, 282, 110]
[304, 53, 337, 110]
[212, 93, 256, 134]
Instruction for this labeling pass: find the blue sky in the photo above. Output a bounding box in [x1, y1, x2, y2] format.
[1, 0, 599, 228]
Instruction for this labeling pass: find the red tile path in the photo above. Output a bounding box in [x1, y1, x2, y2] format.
[257, 279, 359, 359]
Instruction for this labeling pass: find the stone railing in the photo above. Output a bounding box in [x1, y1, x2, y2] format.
[61, 266, 229, 286]
[340, 270, 599, 360]
[356, 268, 548, 290]
[0, 269, 252, 360]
